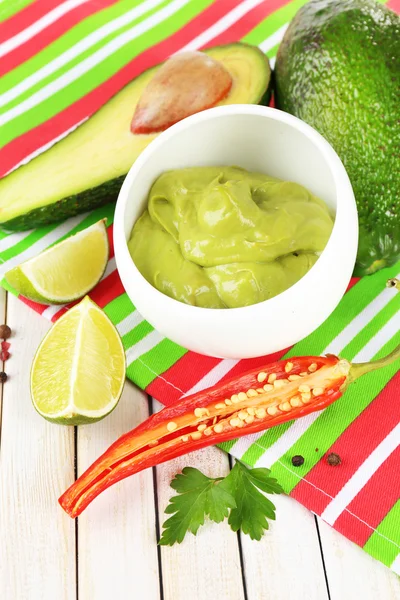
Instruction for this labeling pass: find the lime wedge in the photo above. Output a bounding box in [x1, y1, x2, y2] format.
[5, 220, 109, 304]
[31, 296, 125, 425]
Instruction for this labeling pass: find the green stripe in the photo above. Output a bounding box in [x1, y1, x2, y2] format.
[122, 320, 153, 348]
[0, 0, 35, 22]
[340, 293, 400, 360]
[269, 331, 400, 492]
[0, 222, 66, 263]
[364, 501, 400, 567]
[219, 440, 238, 453]
[243, 0, 308, 46]
[1, 0, 213, 146]
[104, 293, 135, 324]
[128, 338, 187, 389]
[1, 0, 162, 96]
[284, 262, 400, 359]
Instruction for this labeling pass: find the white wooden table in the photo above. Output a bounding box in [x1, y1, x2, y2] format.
[1, 290, 400, 600]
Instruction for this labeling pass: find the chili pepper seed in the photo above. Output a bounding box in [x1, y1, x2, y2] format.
[167, 421, 177, 432]
[267, 373, 277, 384]
[292, 455, 305, 467]
[308, 363, 318, 372]
[288, 374, 301, 381]
[191, 432, 202, 441]
[263, 384, 273, 392]
[298, 384, 310, 393]
[279, 402, 291, 412]
[312, 387, 325, 397]
[257, 372, 267, 383]
[214, 423, 224, 433]
[327, 452, 341, 466]
[285, 361, 294, 373]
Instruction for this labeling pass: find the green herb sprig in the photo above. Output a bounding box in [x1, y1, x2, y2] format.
[159, 461, 283, 546]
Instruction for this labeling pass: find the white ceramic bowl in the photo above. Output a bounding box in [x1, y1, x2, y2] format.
[114, 105, 358, 359]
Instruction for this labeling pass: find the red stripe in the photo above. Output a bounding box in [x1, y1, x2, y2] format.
[146, 352, 221, 404]
[0, 0, 119, 77]
[106, 223, 114, 258]
[0, 0, 258, 176]
[204, 0, 290, 47]
[334, 447, 400, 547]
[19, 295, 50, 315]
[347, 277, 360, 292]
[387, 0, 400, 13]
[147, 347, 291, 406]
[291, 371, 400, 514]
[0, 0, 66, 44]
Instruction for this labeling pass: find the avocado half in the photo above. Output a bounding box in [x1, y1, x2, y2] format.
[0, 43, 271, 231]
[275, 0, 400, 276]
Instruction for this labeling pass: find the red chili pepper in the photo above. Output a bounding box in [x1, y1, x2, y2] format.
[59, 343, 400, 518]
[1, 341, 10, 352]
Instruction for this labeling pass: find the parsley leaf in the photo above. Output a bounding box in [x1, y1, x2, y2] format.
[159, 466, 236, 546]
[220, 461, 284, 541]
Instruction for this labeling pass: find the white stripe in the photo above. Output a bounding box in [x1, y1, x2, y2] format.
[321, 423, 400, 526]
[125, 329, 165, 364]
[258, 23, 288, 53]
[0, 213, 88, 278]
[0, 0, 90, 58]
[325, 277, 400, 357]
[0, 0, 166, 110]
[231, 298, 400, 463]
[352, 311, 400, 363]
[116, 311, 145, 337]
[391, 554, 400, 576]
[42, 304, 63, 320]
[0, 230, 32, 253]
[101, 256, 116, 280]
[0, 0, 187, 124]
[182, 359, 239, 397]
[268, 56, 276, 69]
[3, 118, 88, 176]
[177, 0, 266, 52]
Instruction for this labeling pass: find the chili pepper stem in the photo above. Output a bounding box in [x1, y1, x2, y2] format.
[348, 342, 400, 383]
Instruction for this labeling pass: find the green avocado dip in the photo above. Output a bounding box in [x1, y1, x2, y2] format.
[128, 167, 334, 308]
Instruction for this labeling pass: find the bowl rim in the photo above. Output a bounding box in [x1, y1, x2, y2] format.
[114, 103, 356, 318]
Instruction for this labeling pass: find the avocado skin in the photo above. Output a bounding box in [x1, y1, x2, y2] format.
[2, 177, 124, 231]
[275, 0, 400, 276]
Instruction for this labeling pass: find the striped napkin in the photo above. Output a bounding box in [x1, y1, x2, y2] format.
[0, 0, 399, 574]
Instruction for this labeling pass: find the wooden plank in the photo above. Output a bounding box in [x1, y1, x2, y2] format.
[0, 295, 76, 600]
[318, 518, 400, 600]
[241, 495, 329, 600]
[77, 384, 160, 600]
[0, 287, 7, 433]
[154, 399, 245, 600]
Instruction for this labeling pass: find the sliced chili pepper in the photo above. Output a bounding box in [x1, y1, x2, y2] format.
[59, 343, 400, 518]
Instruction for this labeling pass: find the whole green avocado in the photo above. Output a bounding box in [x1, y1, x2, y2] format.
[275, 0, 400, 276]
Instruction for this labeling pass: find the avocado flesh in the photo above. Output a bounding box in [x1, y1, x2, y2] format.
[0, 43, 271, 231]
[275, 0, 400, 276]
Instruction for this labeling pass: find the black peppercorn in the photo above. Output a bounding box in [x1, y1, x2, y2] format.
[0, 372, 7, 383]
[0, 324, 11, 339]
[327, 452, 341, 466]
[292, 455, 304, 467]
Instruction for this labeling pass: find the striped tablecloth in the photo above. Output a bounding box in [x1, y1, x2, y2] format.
[0, 0, 399, 574]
